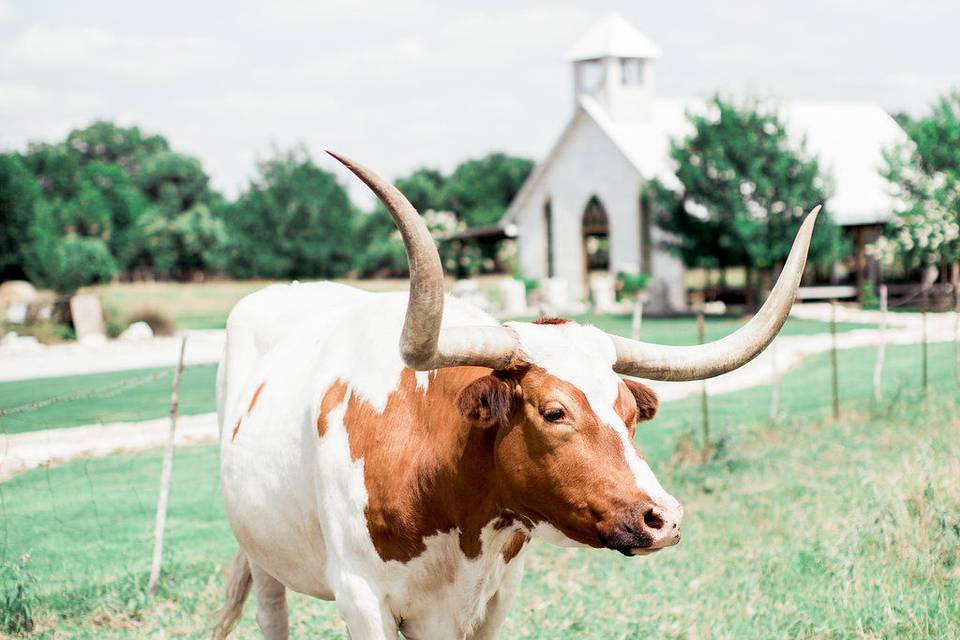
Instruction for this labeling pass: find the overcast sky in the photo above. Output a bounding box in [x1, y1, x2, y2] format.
[1, 0, 957, 204]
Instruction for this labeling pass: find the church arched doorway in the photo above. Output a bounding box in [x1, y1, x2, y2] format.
[582, 195, 610, 291]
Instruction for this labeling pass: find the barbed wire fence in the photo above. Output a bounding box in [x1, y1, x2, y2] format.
[1, 282, 959, 631]
[676, 281, 960, 461]
[0, 341, 226, 632]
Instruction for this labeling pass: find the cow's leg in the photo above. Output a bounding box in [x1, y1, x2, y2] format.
[251, 563, 289, 640]
[335, 572, 397, 640]
[467, 559, 525, 640]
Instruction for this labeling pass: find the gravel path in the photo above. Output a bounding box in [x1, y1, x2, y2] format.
[2, 309, 957, 481]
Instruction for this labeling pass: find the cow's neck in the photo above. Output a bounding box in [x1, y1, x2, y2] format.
[340, 367, 519, 564]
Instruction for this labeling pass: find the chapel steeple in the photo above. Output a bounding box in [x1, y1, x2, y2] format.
[566, 13, 661, 121]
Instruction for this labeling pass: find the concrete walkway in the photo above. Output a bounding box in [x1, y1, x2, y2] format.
[2, 308, 957, 481]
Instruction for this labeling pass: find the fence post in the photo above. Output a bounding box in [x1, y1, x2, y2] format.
[697, 310, 710, 460]
[631, 294, 644, 342]
[921, 284, 929, 396]
[147, 336, 187, 599]
[873, 285, 887, 402]
[830, 299, 840, 420]
[768, 338, 780, 424]
[955, 281, 960, 384]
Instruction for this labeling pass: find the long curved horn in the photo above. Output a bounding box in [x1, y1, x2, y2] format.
[611, 206, 821, 381]
[327, 151, 519, 371]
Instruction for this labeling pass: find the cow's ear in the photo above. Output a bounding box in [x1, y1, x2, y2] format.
[623, 379, 659, 423]
[457, 375, 514, 428]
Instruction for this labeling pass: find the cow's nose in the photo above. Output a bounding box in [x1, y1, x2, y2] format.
[602, 498, 683, 555]
[639, 501, 682, 549]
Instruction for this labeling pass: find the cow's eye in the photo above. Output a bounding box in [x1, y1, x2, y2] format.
[542, 407, 566, 423]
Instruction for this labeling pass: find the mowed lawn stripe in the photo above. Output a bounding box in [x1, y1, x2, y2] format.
[0, 364, 218, 435]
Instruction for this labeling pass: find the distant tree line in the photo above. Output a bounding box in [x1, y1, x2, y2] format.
[2, 90, 957, 298]
[0, 121, 533, 294]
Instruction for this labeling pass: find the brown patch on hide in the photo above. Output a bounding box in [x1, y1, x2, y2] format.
[501, 532, 529, 563]
[231, 381, 267, 442]
[340, 367, 507, 562]
[533, 317, 572, 325]
[247, 381, 266, 413]
[316, 380, 348, 437]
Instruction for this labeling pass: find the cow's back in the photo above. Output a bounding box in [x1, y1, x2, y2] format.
[216, 282, 369, 432]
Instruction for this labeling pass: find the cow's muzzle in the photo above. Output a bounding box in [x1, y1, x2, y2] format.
[599, 499, 683, 556]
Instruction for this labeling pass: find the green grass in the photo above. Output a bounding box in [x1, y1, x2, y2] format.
[0, 365, 217, 435]
[557, 313, 873, 346]
[2, 341, 958, 638]
[86, 279, 414, 331]
[87, 280, 272, 331]
[0, 314, 872, 435]
[84, 279, 880, 333]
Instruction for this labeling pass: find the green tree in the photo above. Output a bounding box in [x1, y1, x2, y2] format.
[872, 91, 960, 274]
[357, 168, 448, 277]
[222, 147, 358, 279]
[20, 143, 147, 292]
[0, 154, 40, 280]
[440, 153, 533, 228]
[130, 150, 226, 278]
[24, 204, 117, 294]
[19, 122, 224, 281]
[652, 96, 842, 281]
[65, 120, 169, 177]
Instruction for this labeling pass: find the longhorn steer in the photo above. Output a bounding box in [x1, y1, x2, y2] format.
[213, 152, 820, 639]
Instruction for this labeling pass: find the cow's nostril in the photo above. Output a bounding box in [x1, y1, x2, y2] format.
[643, 508, 665, 530]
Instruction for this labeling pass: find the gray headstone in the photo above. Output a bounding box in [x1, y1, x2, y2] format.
[70, 293, 106, 342]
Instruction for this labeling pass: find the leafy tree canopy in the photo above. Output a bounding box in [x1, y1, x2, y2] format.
[872, 91, 960, 270]
[0, 154, 40, 280]
[652, 95, 843, 272]
[222, 147, 357, 279]
[65, 120, 169, 177]
[441, 153, 533, 228]
[13, 121, 224, 287]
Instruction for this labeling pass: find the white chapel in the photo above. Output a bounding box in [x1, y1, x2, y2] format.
[500, 13, 907, 312]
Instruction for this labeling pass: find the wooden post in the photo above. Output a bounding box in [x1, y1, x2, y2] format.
[698, 311, 710, 459]
[630, 294, 644, 341]
[921, 284, 929, 396]
[873, 285, 887, 402]
[147, 336, 187, 599]
[854, 226, 866, 303]
[768, 338, 780, 424]
[954, 282, 960, 384]
[830, 300, 840, 420]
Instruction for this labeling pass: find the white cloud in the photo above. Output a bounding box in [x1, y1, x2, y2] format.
[253, 0, 429, 25]
[4, 26, 226, 79]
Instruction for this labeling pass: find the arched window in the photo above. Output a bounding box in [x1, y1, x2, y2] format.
[582, 196, 610, 274]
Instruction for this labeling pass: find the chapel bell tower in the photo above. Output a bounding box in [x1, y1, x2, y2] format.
[567, 13, 661, 121]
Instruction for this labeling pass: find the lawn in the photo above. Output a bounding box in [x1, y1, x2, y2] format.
[85, 279, 414, 331]
[0, 365, 217, 435]
[2, 341, 957, 638]
[0, 314, 874, 435]
[84, 279, 879, 333]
